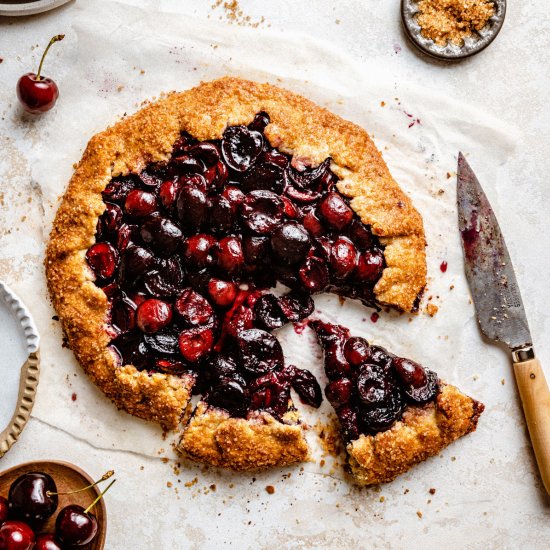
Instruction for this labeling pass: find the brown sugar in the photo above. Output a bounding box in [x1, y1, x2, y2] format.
[416, 0, 494, 46]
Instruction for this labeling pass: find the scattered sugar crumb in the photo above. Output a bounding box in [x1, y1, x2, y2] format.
[416, 510, 423, 519]
[379, 496, 385, 503]
[501, 378, 505, 385]
[265, 485, 275, 494]
[426, 303, 439, 316]
[167, 481, 173, 488]
[429, 488, 436, 495]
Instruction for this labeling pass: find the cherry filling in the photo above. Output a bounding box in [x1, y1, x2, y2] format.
[310, 320, 439, 441]
[86, 113, 387, 423]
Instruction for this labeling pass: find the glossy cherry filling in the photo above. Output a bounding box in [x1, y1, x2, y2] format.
[310, 320, 439, 441]
[86, 113, 387, 423]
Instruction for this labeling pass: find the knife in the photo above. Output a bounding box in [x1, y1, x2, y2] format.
[457, 152, 550, 495]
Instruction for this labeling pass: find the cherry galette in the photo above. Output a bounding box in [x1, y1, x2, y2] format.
[46, 78, 478, 476]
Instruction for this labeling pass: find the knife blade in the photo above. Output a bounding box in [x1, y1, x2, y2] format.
[457, 152, 532, 352]
[457, 152, 550, 495]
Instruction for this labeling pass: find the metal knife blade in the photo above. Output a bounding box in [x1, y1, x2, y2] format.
[457, 152, 532, 351]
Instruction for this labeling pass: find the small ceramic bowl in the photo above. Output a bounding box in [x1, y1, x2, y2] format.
[0, 0, 73, 17]
[401, 0, 507, 60]
[0, 281, 40, 458]
[0, 460, 107, 549]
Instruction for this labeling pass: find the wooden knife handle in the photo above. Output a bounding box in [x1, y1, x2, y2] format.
[513, 358, 550, 495]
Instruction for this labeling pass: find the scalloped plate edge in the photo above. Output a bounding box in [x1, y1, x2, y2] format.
[0, 282, 40, 458]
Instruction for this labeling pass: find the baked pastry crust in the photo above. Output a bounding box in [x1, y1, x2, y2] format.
[177, 401, 309, 470]
[347, 383, 484, 485]
[46, 76, 426, 431]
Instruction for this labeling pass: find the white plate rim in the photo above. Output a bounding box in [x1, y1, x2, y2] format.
[0, 281, 40, 458]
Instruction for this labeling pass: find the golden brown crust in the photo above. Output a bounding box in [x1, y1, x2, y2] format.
[45, 76, 426, 432]
[347, 384, 485, 485]
[177, 401, 309, 471]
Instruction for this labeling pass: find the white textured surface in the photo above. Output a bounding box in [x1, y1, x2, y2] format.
[0, 1, 549, 548]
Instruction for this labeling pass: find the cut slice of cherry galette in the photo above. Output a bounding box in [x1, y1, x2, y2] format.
[310, 320, 484, 485]
[45, 77, 480, 477]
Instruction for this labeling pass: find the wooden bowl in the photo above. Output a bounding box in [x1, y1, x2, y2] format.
[0, 461, 107, 549]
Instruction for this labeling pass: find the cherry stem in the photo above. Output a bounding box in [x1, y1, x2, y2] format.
[47, 470, 114, 497]
[36, 34, 65, 81]
[84, 479, 116, 515]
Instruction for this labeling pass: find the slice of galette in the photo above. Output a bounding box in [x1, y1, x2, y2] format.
[46, 77, 428, 470]
[310, 320, 484, 485]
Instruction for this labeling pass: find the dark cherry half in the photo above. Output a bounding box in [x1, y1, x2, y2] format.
[86, 113, 390, 422]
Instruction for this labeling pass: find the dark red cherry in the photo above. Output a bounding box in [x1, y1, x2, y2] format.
[103, 177, 136, 205]
[343, 336, 370, 368]
[178, 327, 214, 362]
[253, 294, 287, 331]
[140, 216, 182, 256]
[143, 256, 184, 298]
[298, 256, 329, 293]
[325, 378, 353, 407]
[139, 169, 162, 190]
[209, 375, 248, 413]
[110, 292, 138, 333]
[278, 291, 314, 322]
[177, 184, 209, 228]
[221, 125, 263, 172]
[0, 496, 8, 524]
[8, 472, 58, 524]
[406, 369, 439, 404]
[242, 163, 285, 194]
[285, 185, 320, 203]
[348, 219, 374, 250]
[116, 223, 139, 251]
[236, 328, 284, 377]
[330, 236, 358, 278]
[221, 303, 255, 340]
[207, 279, 237, 308]
[337, 405, 360, 443]
[86, 242, 118, 280]
[55, 505, 98, 547]
[124, 189, 158, 217]
[206, 354, 238, 382]
[183, 234, 217, 268]
[281, 196, 301, 219]
[243, 235, 269, 264]
[355, 249, 385, 283]
[216, 236, 244, 273]
[136, 298, 172, 334]
[248, 111, 270, 132]
[286, 365, 322, 408]
[159, 179, 181, 209]
[96, 202, 122, 239]
[209, 195, 234, 232]
[16, 35, 64, 114]
[270, 222, 311, 265]
[0, 521, 35, 550]
[240, 190, 284, 234]
[324, 344, 353, 380]
[288, 158, 331, 190]
[360, 392, 403, 432]
[144, 329, 180, 355]
[175, 289, 214, 326]
[319, 192, 353, 229]
[302, 208, 325, 237]
[392, 357, 427, 388]
[118, 245, 155, 282]
[34, 534, 63, 550]
[170, 154, 204, 177]
[221, 185, 245, 210]
[263, 149, 289, 168]
[356, 363, 391, 406]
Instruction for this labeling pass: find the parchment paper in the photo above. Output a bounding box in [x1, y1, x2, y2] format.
[0, 0, 519, 498]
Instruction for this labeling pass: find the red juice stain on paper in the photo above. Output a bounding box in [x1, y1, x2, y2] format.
[293, 319, 311, 334]
[440, 261, 448, 273]
[370, 312, 379, 323]
[71, 393, 77, 402]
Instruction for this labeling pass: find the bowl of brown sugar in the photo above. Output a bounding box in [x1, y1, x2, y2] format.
[401, 0, 506, 60]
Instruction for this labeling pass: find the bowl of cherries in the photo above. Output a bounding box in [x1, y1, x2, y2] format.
[0, 461, 114, 549]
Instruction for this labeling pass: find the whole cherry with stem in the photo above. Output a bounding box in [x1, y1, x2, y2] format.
[16, 35, 64, 114]
[55, 478, 116, 547]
